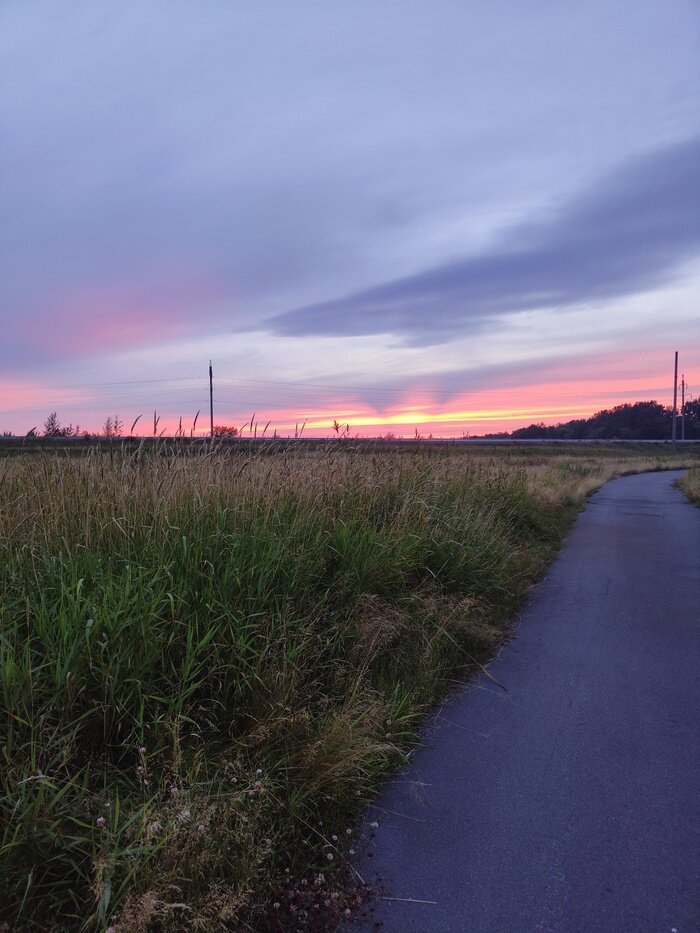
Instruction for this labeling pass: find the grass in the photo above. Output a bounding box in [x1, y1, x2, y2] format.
[0, 441, 698, 931]
[677, 466, 700, 505]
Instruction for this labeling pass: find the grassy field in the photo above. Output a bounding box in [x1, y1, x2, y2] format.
[1, 441, 698, 931]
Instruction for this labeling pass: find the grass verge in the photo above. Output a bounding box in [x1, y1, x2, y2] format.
[676, 467, 700, 505]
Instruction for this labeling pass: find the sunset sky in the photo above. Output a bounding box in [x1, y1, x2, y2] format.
[1, 1, 699, 437]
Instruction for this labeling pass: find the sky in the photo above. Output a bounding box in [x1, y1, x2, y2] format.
[1, 0, 699, 437]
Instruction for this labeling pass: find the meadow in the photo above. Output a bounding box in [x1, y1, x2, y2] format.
[1, 440, 698, 931]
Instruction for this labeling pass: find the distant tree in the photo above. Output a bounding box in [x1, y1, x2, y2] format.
[213, 425, 239, 438]
[44, 411, 62, 436]
[55, 423, 81, 438]
[585, 402, 670, 440]
[511, 422, 552, 440]
[103, 415, 124, 438]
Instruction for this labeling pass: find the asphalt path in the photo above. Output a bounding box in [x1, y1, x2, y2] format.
[355, 470, 700, 933]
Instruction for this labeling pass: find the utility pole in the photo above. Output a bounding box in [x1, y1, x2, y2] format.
[671, 350, 678, 448]
[681, 374, 686, 442]
[209, 360, 214, 439]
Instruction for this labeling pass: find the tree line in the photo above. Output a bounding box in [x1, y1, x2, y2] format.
[483, 400, 700, 440]
[35, 413, 242, 439]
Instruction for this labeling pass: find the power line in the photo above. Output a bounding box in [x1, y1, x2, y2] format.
[6, 375, 204, 390]
[9, 373, 418, 398]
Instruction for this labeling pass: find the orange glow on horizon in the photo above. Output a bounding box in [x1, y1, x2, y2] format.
[1, 348, 698, 439]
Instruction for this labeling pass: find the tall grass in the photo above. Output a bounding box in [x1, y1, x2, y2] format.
[677, 466, 700, 505]
[1, 442, 697, 930]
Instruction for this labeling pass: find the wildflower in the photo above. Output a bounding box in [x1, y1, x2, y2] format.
[179, 809, 191, 821]
[256, 768, 262, 775]
[96, 816, 106, 829]
[369, 821, 379, 829]
[137, 766, 144, 774]
[326, 853, 334, 861]
[324, 899, 331, 907]
[273, 902, 280, 909]
[331, 834, 338, 841]
[170, 785, 179, 796]
[346, 828, 352, 835]
[106, 927, 117, 933]
[349, 848, 355, 855]
[138, 746, 146, 754]
[344, 908, 352, 917]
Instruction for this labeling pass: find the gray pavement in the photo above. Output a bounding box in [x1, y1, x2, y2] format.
[355, 470, 700, 933]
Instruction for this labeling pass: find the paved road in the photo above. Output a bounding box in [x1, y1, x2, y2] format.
[355, 471, 700, 933]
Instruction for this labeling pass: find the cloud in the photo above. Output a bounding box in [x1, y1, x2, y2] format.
[1, 2, 698, 376]
[268, 136, 700, 343]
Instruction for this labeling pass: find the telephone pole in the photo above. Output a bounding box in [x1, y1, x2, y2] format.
[681, 374, 686, 442]
[209, 360, 214, 439]
[671, 351, 678, 448]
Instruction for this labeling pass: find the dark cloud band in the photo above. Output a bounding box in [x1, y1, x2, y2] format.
[268, 136, 700, 343]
